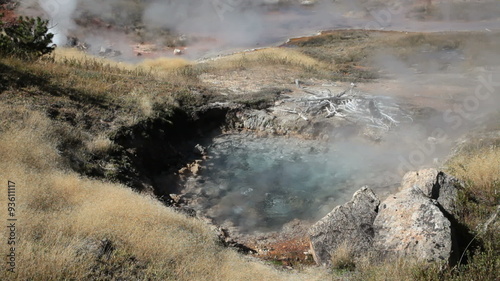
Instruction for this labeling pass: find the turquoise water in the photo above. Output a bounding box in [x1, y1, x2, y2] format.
[191, 134, 399, 232]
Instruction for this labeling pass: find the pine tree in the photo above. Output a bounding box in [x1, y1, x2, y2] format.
[0, 14, 55, 59]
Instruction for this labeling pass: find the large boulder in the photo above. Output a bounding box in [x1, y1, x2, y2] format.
[309, 169, 464, 266]
[308, 187, 380, 266]
[373, 185, 453, 263]
[401, 168, 463, 216]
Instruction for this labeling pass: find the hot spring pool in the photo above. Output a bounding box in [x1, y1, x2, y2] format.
[182, 133, 402, 232]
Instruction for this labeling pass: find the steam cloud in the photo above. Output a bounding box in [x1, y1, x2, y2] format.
[38, 0, 77, 45]
[22, 0, 500, 56]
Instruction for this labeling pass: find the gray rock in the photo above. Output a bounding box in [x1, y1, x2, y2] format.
[400, 168, 439, 197]
[308, 186, 380, 266]
[373, 185, 452, 263]
[435, 171, 463, 218]
[401, 168, 463, 216]
[308, 169, 463, 266]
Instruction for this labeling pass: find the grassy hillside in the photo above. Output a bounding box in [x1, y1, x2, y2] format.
[0, 106, 310, 280]
[0, 52, 332, 280]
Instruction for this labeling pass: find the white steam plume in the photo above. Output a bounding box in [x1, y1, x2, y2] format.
[38, 0, 78, 45]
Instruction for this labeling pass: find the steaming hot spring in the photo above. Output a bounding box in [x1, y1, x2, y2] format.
[180, 134, 403, 233]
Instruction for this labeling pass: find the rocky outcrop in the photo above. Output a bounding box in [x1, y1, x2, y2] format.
[373, 185, 452, 262]
[309, 169, 465, 266]
[308, 187, 380, 266]
[229, 109, 313, 136]
[400, 168, 462, 217]
[400, 168, 440, 196]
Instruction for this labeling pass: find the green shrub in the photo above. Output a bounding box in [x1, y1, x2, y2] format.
[0, 14, 55, 59]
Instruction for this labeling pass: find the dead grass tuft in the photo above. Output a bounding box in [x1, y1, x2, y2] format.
[0, 105, 60, 172]
[85, 134, 115, 156]
[447, 146, 500, 207]
[330, 243, 356, 271]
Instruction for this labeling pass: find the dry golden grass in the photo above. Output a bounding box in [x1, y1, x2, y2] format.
[129, 90, 156, 117]
[139, 57, 192, 72]
[85, 134, 115, 156]
[353, 257, 443, 281]
[0, 104, 325, 281]
[447, 146, 500, 205]
[330, 243, 356, 271]
[0, 49, 199, 126]
[55, 48, 197, 79]
[203, 47, 330, 74]
[54, 48, 138, 72]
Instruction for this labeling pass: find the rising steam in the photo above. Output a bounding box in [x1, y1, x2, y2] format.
[38, 0, 77, 45]
[19, 0, 500, 57]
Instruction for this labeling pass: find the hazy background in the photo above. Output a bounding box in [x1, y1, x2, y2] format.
[18, 0, 500, 56]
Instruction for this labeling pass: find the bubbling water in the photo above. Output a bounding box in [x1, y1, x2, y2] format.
[186, 134, 400, 233]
